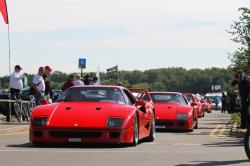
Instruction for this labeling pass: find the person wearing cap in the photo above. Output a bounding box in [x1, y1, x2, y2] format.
[10, 65, 24, 99]
[32, 67, 46, 105]
[62, 74, 76, 91]
[43, 65, 53, 100]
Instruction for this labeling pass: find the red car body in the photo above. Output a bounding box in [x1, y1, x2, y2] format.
[30, 86, 155, 146]
[201, 98, 212, 113]
[149, 92, 198, 131]
[184, 93, 204, 118]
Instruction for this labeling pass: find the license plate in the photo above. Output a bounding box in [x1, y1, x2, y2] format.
[156, 125, 166, 129]
[69, 138, 81, 142]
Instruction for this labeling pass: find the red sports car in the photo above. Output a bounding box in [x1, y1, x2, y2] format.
[184, 93, 204, 118]
[149, 92, 198, 131]
[201, 98, 212, 113]
[30, 86, 155, 146]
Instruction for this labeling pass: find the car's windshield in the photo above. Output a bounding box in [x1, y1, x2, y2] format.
[185, 95, 193, 102]
[150, 93, 187, 105]
[59, 87, 126, 104]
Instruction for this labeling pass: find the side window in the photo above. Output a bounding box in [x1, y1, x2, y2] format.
[123, 90, 136, 105]
[141, 94, 149, 101]
[181, 95, 189, 105]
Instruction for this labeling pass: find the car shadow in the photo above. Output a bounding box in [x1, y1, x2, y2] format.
[202, 138, 244, 147]
[176, 160, 249, 166]
[7, 142, 141, 149]
[156, 129, 192, 133]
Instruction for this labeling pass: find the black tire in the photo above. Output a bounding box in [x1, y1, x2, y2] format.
[13, 103, 22, 122]
[194, 117, 198, 129]
[145, 113, 156, 142]
[244, 128, 250, 160]
[130, 115, 139, 147]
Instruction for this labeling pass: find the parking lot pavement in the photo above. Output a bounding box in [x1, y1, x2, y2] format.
[0, 111, 249, 166]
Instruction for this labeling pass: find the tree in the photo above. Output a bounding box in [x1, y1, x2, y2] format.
[228, 7, 250, 71]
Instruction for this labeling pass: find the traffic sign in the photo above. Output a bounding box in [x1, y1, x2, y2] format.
[79, 58, 86, 69]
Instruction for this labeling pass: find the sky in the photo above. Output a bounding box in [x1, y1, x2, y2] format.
[0, 0, 250, 76]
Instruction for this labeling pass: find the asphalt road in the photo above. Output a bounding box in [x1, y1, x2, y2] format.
[0, 111, 249, 166]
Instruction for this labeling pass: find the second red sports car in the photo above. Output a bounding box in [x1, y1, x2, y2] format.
[30, 86, 155, 146]
[149, 92, 198, 132]
[184, 93, 204, 118]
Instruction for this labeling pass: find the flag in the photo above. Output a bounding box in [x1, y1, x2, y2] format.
[107, 65, 118, 75]
[95, 67, 101, 85]
[0, 0, 8, 24]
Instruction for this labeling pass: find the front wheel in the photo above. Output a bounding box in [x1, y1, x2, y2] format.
[194, 117, 198, 129]
[129, 115, 139, 147]
[244, 128, 250, 160]
[145, 113, 156, 142]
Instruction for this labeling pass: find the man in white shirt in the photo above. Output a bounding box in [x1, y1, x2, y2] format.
[10, 65, 24, 99]
[74, 74, 84, 85]
[32, 67, 45, 105]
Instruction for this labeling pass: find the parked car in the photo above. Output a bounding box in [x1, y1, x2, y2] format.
[184, 93, 204, 118]
[201, 98, 212, 113]
[205, 93, 222, 110]
[148, 92, 198, 132]
[30, 86, 155, 146]
[0, 90, 10, 117]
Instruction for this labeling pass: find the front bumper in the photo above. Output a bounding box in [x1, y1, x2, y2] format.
[155, 119, 193, 130]
[30, 126, 134, 144]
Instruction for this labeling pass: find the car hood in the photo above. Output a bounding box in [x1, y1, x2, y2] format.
[33, 102, 135, 129]
[154, 103, 191, 120]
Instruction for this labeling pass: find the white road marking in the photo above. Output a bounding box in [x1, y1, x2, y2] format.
[0, 126, 28, 131]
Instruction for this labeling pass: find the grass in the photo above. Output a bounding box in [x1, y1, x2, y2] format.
[231, 113, 241, 125]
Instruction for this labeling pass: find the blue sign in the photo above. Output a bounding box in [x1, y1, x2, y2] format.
[79, 58, 86, 69]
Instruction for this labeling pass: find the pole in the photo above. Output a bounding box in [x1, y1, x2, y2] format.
[7, 23, 11, 77]
[7, 17, 11, 122]
[117, 71, 119, 83]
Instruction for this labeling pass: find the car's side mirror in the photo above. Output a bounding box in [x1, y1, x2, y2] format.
[136, 100, 147, 113]
[191, 102, 198, 107]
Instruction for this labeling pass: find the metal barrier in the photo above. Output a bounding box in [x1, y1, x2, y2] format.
[0, 99, 35, 122]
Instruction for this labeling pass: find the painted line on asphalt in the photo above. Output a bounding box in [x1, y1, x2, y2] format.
[0, 130, 28, 136]
[0, 126, 28, 131]
[209, 125, 222, 137]
[209, 124, 229, 138]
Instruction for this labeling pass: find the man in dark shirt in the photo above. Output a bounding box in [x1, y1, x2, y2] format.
[43, 66, 53, 100]
[62, 74, 76, 91]
[233, 70, 250, 128]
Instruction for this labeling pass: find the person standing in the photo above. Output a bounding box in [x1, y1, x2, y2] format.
[83, 74, 90, 85]
[221, 92, 227, 113]
[10, 65, 24, 99]
[74, 74, 84, 85]
[233, 70, 250, 128]
[32, 67, 46, 105]
[62, 74, 76, 91]
[43, 66, 53, 101]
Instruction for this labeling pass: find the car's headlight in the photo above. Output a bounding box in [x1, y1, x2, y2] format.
[107, 118, 124, 127]
[177, 114, 188, 120]
[32, 117, 48, 127]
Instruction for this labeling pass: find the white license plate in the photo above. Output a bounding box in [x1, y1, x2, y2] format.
[156, 125, 166, 129]
[69, 138, 81, 142]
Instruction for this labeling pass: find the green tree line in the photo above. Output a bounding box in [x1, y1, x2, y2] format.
[0, 67, 233, 95]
